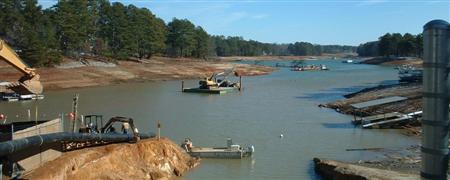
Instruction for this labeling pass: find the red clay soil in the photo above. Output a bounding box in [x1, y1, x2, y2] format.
[23, 138, 200, 180]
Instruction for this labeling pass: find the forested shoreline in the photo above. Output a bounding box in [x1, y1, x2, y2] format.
[357, 33, 423, 58]
[0, 0, 355, 67]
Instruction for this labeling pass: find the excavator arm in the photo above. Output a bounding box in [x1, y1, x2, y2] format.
[0, 39, 43, 94]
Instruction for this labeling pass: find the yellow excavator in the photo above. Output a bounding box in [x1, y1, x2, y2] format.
[0, 39, 43, 95]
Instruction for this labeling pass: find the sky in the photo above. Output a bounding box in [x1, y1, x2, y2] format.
[37, 0, 449, 46]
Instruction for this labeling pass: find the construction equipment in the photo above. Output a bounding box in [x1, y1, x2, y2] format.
[79, 115, 141, 142]
[0, 39, 43, 95]
[100, 116, 140, 142]
[199, 68, 240, 89]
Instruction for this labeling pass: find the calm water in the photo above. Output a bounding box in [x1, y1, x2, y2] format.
[0, 59, 418, 179]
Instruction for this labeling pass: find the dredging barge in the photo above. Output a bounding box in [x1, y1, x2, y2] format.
[181, 138, 254, 159]
[291, 64, 329, 71]
[182, 69, 242, 94]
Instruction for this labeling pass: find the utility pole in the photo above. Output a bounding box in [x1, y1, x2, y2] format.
[157, 120, 161, 141]
[72, 94, 79, 132]
[421, 19, 449, 180]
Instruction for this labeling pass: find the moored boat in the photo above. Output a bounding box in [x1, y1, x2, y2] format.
[398, 65, 423, 83]
[181, 138, 254, 159]
[342, 60, 354, 63]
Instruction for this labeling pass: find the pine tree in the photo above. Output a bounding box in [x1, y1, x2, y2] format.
[193, 26, 209, 59]
[166, 18, 196, 57]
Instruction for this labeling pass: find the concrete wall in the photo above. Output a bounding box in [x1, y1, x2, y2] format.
[12, 118, 62, 173]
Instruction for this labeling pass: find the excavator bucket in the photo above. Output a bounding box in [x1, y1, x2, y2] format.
[0, 38, 44, 95]
[8, 74, 43, 94]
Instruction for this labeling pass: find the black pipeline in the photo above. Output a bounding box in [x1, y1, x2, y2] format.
[0, 132, 154, 157]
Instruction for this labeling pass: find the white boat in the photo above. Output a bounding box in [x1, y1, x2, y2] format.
[19, 94, 45, 100]
[342, 60, 354, 63]
[181, 138, 254, 159]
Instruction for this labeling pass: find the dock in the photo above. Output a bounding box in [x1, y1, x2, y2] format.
[182, 87, 237, 94]
[352, 112, 403, 125]
[350, 96, 408, 123]
[361, 111, 422, 128]
[362, 115, 414, 128]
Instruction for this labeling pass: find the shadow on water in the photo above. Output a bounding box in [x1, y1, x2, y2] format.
[296, 79, 399, 102]
[322, 122, 356, 129]
[307, 160, 321, 180]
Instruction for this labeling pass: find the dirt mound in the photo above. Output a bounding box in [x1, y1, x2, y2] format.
[24, 138, 200, 180]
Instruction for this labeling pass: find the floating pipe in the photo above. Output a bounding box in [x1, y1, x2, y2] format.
[0, 132, 154, 157]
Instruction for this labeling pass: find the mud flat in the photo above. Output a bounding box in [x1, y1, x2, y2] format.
[24, 138, 200, 180]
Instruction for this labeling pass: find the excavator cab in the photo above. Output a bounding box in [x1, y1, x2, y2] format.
[78, 116, 141, 142]
[79, 115, 104, 133]
[101, 116, 140, 142]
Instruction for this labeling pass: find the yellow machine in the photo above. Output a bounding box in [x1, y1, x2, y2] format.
[0, 39, 43, 94]
[198, 68, 240, 90]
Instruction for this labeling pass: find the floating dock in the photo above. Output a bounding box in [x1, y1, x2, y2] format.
[352, 112, 403, 125]
[182, 87, 238, 94]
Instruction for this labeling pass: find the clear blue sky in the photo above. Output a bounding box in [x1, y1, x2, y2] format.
[38, 0, 449, 46]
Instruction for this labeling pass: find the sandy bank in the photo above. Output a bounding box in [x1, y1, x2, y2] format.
[0, 57, 274, 91]
[361, 57, 423, 67]
[24, 138, 199, 180]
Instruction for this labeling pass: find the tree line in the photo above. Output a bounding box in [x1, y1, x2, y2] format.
[357, 33, 423, 57]
[0, 0, 356, 67]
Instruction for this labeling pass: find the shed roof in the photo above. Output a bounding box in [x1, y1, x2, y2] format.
[351, 96, 407, 109]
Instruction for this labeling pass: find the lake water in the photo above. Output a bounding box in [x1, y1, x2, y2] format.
[0, 59, 419, 179]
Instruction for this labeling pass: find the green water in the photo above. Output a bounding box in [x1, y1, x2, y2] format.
[0, 59, 418, 179]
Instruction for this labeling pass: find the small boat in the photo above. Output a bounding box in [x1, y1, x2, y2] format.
[398, 65, 422, 83]
[181, 138, 254, 159]
[19, 94, 45, 100]
[342, 60, 354, 63]
[2, 95, 19, 102]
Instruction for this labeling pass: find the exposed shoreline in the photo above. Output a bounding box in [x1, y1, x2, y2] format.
[360, 56, 423, 67]
[0, 56, 275, 92]
[316, 56, 428, 177]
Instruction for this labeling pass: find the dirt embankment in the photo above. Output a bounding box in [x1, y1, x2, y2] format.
[313, 158, 419, 180]
[0, 57, 274, 91]
[361, 57, 423, 67]
[24, 138, 199, 180]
